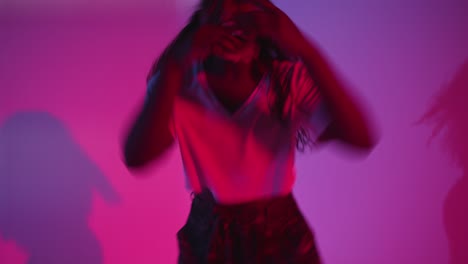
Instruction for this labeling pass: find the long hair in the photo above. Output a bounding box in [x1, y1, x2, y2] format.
[147, 0, 313, 151]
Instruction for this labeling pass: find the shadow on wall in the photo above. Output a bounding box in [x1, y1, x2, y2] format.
[0, 111, 120, 264]
[417, 59, 468, 264]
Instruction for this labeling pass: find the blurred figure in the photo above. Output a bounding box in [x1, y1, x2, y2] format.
[123, 0, 377, 263]
[417, 60, 468, 264]
[0, 111, 119, 264]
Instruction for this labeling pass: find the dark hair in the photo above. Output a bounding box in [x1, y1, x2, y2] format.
[147, 0, 314, 151]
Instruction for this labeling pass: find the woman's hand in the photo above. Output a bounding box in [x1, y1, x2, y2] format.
[180, 24, 247, 65]
[237, 0, 308, 57]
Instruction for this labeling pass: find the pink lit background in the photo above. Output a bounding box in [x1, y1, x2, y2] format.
[1, 0, 467, 263]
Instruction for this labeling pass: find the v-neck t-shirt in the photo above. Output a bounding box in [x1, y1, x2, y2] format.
[147, 60, 332, 204]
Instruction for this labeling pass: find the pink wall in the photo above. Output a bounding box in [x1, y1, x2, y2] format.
[1, 1, 467, 263]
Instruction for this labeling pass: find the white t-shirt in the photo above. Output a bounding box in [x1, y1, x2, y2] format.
[147, 60, 332, 204]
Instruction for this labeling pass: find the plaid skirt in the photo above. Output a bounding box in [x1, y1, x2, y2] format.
[176, 189, 322, 264]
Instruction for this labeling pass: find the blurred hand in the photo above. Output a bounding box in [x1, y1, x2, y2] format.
[185, 23, 247, 63]
[236, 0, 308, 57]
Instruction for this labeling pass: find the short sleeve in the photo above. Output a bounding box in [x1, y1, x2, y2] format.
[288, 61, 334, 138]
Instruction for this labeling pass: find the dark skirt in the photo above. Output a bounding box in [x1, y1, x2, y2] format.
[177, 189, 322, 264]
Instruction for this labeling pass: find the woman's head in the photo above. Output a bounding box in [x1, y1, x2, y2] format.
[197, 0, 278, 64]
[149, 0, 313, 150]
[198, 0, 267, 23]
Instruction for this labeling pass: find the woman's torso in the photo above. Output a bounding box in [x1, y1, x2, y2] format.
[171, 60, 302, 204]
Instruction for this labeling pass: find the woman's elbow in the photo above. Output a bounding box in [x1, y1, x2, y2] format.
[349, 126, 380, 153]
[123, 146, 149, 169]
[122, 136, 175, 169]
[355, 136, 377, 152]
[330, 122, 379, 154]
